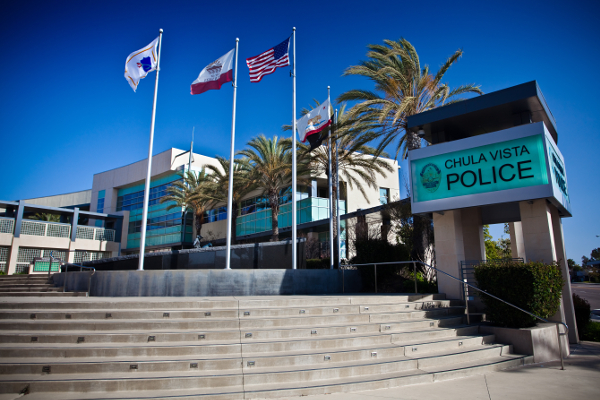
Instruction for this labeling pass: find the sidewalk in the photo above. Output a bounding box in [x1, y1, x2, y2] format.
[289, 341, 600, 400]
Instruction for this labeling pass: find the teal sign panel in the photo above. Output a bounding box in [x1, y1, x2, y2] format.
[411, 134, 549, 203]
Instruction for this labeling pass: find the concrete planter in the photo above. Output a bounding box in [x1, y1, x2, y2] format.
[479, 322, 569, 363]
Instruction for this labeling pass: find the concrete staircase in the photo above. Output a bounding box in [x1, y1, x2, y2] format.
[0, 294, 533, 399]
[0, 275, 86, 297]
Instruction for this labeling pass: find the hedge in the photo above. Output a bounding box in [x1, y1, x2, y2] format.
[351, 239, 411, 293]
[474, 261, 563, 328]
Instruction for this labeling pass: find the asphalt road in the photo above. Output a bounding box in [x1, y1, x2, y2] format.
[571, 283, 600, 319]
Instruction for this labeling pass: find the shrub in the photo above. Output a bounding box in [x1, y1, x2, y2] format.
[306, 258, 330, 269]
[581, 321, 600, 342]
[573, 293, 591, 337]
[401, 272, 438, 294]
[351, 239, 410, 293]
[474, 261, 563, 328]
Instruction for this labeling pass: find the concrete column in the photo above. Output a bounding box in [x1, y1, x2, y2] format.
[508, 222, 526, 260]
[13, 201, 24, 238]
[519, 200, 557, 263]
[460, 207, 485, 261]
[520, 199, 573, 351]
[433, 210, 465, 300]
[70, 208, 79, 243]
[6, 238, 20, 275]
[550, 206, 579, 344]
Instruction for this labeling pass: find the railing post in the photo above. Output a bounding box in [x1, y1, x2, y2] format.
[63, 263, 68, 293]
[556, 323, 564, 370]
[374, 264, 377, 294]
[47, 256, 52, 279]
[463, 278, 470, 325]
[87, 271, 93, 297]
[413, 262, 418, 294]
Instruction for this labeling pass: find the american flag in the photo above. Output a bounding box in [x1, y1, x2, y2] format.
[246, 37, 290, 83]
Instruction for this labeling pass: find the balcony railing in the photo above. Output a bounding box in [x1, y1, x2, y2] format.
[0, 217, 15, 234]
[76, 226, 116, 242]
[15, 220, 115, 242]
[21, 220, 71, 238]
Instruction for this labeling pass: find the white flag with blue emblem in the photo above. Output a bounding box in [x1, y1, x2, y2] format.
[124, 37, 159, 92]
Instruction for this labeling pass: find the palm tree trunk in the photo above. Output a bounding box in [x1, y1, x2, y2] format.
[269, 190, 279, 241]
[195, 211, 204, 241]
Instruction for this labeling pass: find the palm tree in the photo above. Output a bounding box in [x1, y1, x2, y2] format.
[203, 156, 257, 245]
[29, 213, 61, 222]
[160, 169, 212, 242]
[338, 38, 483, 159]
[286, 102, 394, 202]
[285, 102, 394, 264]
[237, 135, 294, 242]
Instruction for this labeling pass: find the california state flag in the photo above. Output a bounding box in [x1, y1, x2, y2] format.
[191, 49, 235, 95]
[296, 98, 333, 150]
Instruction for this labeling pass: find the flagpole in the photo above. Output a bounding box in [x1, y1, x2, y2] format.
[225, 38, 239, 270]
[291, 27, 297, 270]
[328, 86, 334, 269]
[138, 28, 163, 271]
[335, 109, 341, 265]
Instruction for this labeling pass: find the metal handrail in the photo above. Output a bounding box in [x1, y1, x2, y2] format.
[342, 260, 569, 370]
[50, 252, 96, 297]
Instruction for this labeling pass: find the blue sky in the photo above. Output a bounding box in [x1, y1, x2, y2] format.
[1, 0, 599, 262]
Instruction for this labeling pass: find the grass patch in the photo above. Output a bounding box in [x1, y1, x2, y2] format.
[580, 320, 600, 342]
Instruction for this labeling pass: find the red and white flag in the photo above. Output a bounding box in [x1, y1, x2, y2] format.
[246, 37, 290, 83]
[191, 49, 235, 95]
[297, 99, 333, 150]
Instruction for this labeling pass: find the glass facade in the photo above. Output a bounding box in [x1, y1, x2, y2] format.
[116, 182, 178, 212]
[236, 197, 346, 236]
[120, 174, 193, 250]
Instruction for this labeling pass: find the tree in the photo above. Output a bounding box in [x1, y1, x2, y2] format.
[285, 102, 394, 202]
[237, 135, 294, 242]
[203, 156, 257, 245]
[338, 38, 483, 159]
[160, 169, 212, 241]
[484, 224, 512, 260]
[29, 213, 61, 222]
[484, 225, 500, 260]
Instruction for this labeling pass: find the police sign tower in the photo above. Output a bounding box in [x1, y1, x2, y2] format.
[407, 81, 577, 344]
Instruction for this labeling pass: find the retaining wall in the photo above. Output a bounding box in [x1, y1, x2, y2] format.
[53, 269, 362, 297]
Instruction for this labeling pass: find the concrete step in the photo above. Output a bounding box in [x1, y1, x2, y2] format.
[0, 292, 87, 297]
[0, 294, 533, 400]
[0, 329, 485, 360]
[0, 302, 461, 320]
[0, 287, 63, 293]
[0, 306, 465, 332]
[0, 315, 467, 344]
[0, 300, 459, 321]
[0, 333, 491, 375]
[0, 350, 532, 397]
[0, 295, 445, 311]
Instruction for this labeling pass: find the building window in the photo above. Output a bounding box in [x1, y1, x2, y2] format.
[97, 190, 105, 213]
[204, 206, 227, 223]
[379, 188, 390, 205]
[116, 181, 178, 212]
[128, 212, 183, 233]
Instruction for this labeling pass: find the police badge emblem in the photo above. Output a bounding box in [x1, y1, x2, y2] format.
[420, 163, 442, 193]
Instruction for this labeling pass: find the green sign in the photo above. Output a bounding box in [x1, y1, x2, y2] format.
[411, 134, 549, 202]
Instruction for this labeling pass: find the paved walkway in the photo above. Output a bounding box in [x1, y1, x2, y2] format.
[288, 341, 600, 400]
